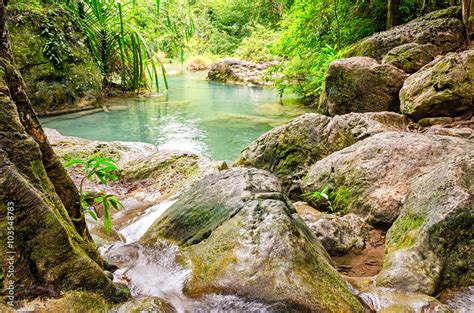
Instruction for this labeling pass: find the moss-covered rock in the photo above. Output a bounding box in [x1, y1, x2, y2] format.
[142, 168, 364, 311]
[236, 112, 411, 194]
[400, 50, 474, 120]
[382, 43, 439, 73]
[0, 7, 121, 301]
[7, 5, 102, 114]
[302, 132, 472, 226]
[207, 58, 277, 86]
[344, 7, 464, 61]
[320, 57, 407, 115]
[377, 153, 473, 295]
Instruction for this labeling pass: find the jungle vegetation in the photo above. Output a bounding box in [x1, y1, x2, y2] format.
[8, 0, 458, 100]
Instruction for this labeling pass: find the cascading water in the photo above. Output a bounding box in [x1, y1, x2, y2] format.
[102, 199, 272, 312]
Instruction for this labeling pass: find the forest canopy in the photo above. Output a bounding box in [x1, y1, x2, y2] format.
[8, 0, 455, 101]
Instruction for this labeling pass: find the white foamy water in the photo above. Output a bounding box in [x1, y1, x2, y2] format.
[102, 241, 272, 313]
[103, 198, 273, 312]
[119, 200, 176, 243]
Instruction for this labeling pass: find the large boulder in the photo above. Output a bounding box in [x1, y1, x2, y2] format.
[207, 58, 277, 86]
[376, 153, 473, 295]
[296, 204, 371, 256]
[141, 168, 364, 311]
[381, 43, 439, 73]
[400, 50, 474, 120]
[320, 57, 407, 115]
[236, 112, 411, 193]
[301, 132, 472, 226]
[344, 7, 464, 61]
[7, 5, 102, 114]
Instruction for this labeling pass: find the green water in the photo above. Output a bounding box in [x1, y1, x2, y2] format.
[41, 69, 312, 161]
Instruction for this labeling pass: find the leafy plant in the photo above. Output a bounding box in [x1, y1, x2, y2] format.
[64, 156, 123, 234]
[305, 185, 350, 216]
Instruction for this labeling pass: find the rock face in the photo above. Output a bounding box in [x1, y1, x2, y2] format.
[0, 5, 120, 300]
[320, 57, 407, 115]
[236, 112, 411, 193]
[296, 205, 371, 256]
[400, 50, 474, 120]
[142, 168, 363, 311]
[382, 43, 439, 73]
[7, 5, 102, 114]
[207, 58, 277, 86]
[302, 132, 472, 226]
[344, 7, 464, 61]
[377, 153, 473, 295]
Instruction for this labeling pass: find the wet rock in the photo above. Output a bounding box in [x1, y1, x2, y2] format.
[295, 203, 371, 255]
[357, 287, 451, 312]
[45, 129, 219, 239]
[237, 112, 411, 193]
[17, 291, 111, 312]
[320, 57, 407, 115]
[438, 286, 474, 311]
[142, 168, 364, 311]
[207, 58, 278, 86]
[114, 297, 175, 313]
[302, 132, 472, 225]
[344, 7, 463, 61]
[400, 50, 474, 120]
[377, 153, 473, 295]
[7, 6, 102, 114]
[382, 43, 439, 73]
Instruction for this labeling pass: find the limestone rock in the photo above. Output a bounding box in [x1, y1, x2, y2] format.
[382, 43, 439, 73]
[7, 6, 102, 114]
[302, 132, 472, 225]
[344, 7, 463, 61]
[207, 58, 277, 86]
[141, 168, 364, 311]
[320, 57, 407, 115]
[297, 206, 371, 256]
[236, 112, 411, 193]
[376, 153, 473, 295]
[400, 50, 474, 120]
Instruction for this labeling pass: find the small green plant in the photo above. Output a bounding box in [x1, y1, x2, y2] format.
[305, 185, 350, 216]
[64, 156, 123, 234]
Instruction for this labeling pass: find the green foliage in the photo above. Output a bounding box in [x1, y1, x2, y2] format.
[305, 185, 350, 216]
[235, 24, 279, 62]
[40, 20, 73, 66]
[64, 156, 123, 235]
[273, 0, 386, 102]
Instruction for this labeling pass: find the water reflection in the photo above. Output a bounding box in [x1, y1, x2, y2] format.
[41, 71, 312, 161]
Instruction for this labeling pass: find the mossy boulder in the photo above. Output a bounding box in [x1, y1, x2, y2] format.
[382, 43, 439, 73]
[7, 5, 102, 114]
[344, 7, 464, 61]
[400, 50, 474, 120]
[236, 112, 411, 194]
[320, 57, 407, 115]
[207, 58, 277, 86]
[142, 168, 364, 311]
[376, 153, 473, 295]
[302, 132, 472, 226]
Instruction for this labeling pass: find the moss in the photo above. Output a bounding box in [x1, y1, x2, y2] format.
[386, 213, 425, 250]
[18, 291, 111, 312]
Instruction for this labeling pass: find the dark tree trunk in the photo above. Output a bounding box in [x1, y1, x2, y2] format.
[0, 0, 121, 302]
[387, 0, 400, 29]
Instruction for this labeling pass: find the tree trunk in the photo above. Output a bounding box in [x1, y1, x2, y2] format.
[387, 0, 400, 29]
[0, 0, 121, 302]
